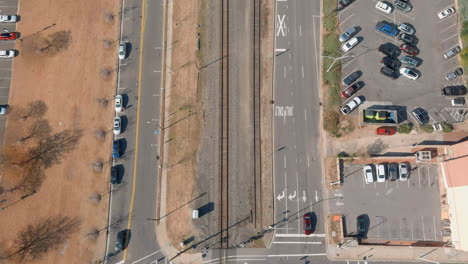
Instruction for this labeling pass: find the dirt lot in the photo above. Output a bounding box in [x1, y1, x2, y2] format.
[0, 0, 120, 263]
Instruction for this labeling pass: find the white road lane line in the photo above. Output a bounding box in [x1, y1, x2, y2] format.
[272, 241, 322, 244]
[441, 33, 458, 43]
[284, 155, 287, 169]
[304, 108, 307, 120]
[132, 250, 161, 264]
[275, 233, 326, 237]
[307, 152, 310, 167]
[299, 24, 302, 36]
[302, 65, 304, 79]
[283, 66, 286, 78]
[267, 253, 327, 257]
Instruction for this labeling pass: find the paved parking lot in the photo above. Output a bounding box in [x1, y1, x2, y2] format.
[338, 0, 466, 124]
[0, 0, 18, 142]
[330, 162, 443, 242]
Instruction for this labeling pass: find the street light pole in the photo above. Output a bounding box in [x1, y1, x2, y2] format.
[322, 55, 355, 72]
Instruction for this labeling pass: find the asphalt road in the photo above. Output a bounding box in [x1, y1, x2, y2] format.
[104, 0, 165, 263]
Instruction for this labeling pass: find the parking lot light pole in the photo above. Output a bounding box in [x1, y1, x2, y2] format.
[322, 55, 354, 72]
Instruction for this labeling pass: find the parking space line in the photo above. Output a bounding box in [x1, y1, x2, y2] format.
[422, 216, 426, 241]
[426, 166, 430, 189]
[417, 167, 421, 189]
[374, 30, 397, 42]
[433, 216, 437, 240]
[395, 10, 415, 20]
[339, 13, 355, 26]
[443, 55, 459, 64]
[441, 33, 458, 43]
[373, 10, 401, 24]
[440, 23, 457, 33]
[411, 218, 414, 240]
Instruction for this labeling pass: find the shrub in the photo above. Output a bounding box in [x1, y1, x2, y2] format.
[398, 123, 413, 134]
[441, 122, 454, 133]
[324, 110, 340, 136]
[419, 124, 434, 133]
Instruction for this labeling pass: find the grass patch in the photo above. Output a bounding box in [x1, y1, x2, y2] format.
[419, 124, 434, 133]
[323, 110, 341, 137]
[398, 123, 413, 134]
[441, 122, 454, 133]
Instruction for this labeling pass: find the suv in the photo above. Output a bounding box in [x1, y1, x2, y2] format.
[412, 108, 428, 125]
[339, 26, 357, 43]
[395, 0, 412, 12]
[442, 86, 467, 96]
[446, 68, 463, 81]
[112, 140, 121, 158]
[444, 46, 461, 59]
[400, 55, 418, 67]
[380, 66, 398, 79]
[378, 43, 397, 57]
[376, 21, 398, 36]
[398, 33, 416, 44]
[380, 56, 399, 69]
[115, 230, 129, 251]
[388, 163, 399, 181]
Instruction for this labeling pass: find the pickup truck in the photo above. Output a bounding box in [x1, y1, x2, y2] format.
[376, 21, 398, 36]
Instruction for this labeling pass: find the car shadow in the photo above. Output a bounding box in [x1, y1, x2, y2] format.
[119, 138, 127, 157]
[122, 93, 129, 109]
[120, 115, 128, 134]
[125, 42, 132, 58]
[115, 164, 125, 184]
[197, 202, 215, 218]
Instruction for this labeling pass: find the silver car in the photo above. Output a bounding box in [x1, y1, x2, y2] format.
[118, 43, 126, 60]
[339, 27, 357, 43]
[113, 116, 122, 135]
[399, 163, 409, 181]
[400, 56, 418, 67]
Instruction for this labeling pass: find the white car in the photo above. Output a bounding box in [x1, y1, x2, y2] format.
[0, 15, 17, 23]
[118, 43, 126, 60]
[340, 96, 362, 115]
[341, 37, 358, 52]
[438, 7, 455, 19]
[397, 23, 414, 35]
[0, 105, 7, 115]
[0, 50, 15, 58]
[377, 164, 386, 183]
[399, 163, 408, 181]
[115, 94, 123, 112]
[113, 116, 122, 135]
[363, 165, 375, 184]
[399, 67, 419, 80]
[375, 1, 393, 14]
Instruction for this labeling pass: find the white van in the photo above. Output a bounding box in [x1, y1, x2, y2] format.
[377, 164, 386, 183]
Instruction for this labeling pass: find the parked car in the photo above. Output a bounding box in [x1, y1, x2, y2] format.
[377, 164, 386, 182]
[339, 26, 357, 43]
[442, 86, 467, 96]
[0, 50, 15, 58]
[397, 23, 414, 35]
[0, 105, 8, 115]
[0, 32, 17, 40]
[378, 43, 397, 57]
[111, 166, 118, 185]
[398, 33, 416, 44]
[388, 163, 399, 181]
[338, 0, 353, 9]
[380, 56, 399, 69]
[118, 43, 126, 60]
[0, 15, 17, 23]
[400, 44, 419, 56]
[399, 67, 419, 80]
[340, 96, 362, 115]
[113, 116, 122, 135]
[399, 163, 408, 181]
[400, 55, 418, 67]
[115, 94, 123, 112]
[444, 46, 461, 59]
[375, 1, 393, 14]
[452, 97, 466, 106]
[303, 213, 313, 235]
[380, 66, 398, 79]
[341, 81, 363, 99]
[112, 140, 121, 158]
[394, 0, 411, 12]
[363, 165, 375, 184]
[376, 126, 396, 135]
[412, 107, 428, 125]
[356, 215, 368, 237]
[376, 21, 398, 37]
[342, 37, 359, 52]
[438, 7, 455, 19]
[115, 230, 129, 251]
[446, 68, 463, 81]
[342, 71, 361, 86]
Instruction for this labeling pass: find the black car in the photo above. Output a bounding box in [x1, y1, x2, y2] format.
[388, 163, 399, 181]
[398, 33, 417, 45]
[394, 0, 412, 12]
[380, 56, 400, 69]
[412, 108, 428, 125]
[380, 66, 398, 79]
[115, 230, 130, 251]
[342, 71, 361, 86]
[338, 0, 353, 9]
[442, 86, 467, 96]
[356, 215, 368, 238]
[378, 43, 397, 58]
[111, 166, 118, 185]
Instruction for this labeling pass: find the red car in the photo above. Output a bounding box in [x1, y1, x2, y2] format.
[341, 82, 363, 99]
[399, 44, 419, 56]
[376, 126, 396, 135]
[303, 213, 313, 235]
[0, 32, 17, 40]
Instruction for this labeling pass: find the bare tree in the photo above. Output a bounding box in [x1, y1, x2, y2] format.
[11, 216, 81, 261]
[88, 193, 102, 203]
[100, 68, 112, 80]
[33, 30, 72, 56]
[24, 129, 83, 168]
[91, 161, 103, 172]
[16, 101, 48, 121]
[85, 228, 100, 240]
[103, 39, 113, 49]
[17, 119, 52, 143]
[97, 98, 109, 107]
[104, 11, 115, 23]
[94, 129, 107, 141]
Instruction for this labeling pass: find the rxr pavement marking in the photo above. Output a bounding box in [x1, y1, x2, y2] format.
[277, 14, 286, 36]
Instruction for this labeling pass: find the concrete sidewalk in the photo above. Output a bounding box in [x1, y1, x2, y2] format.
[327, 244, 468, 263]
